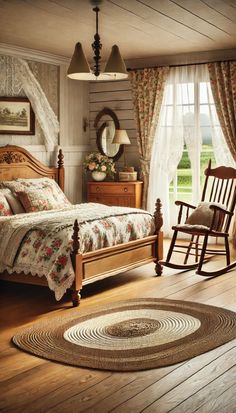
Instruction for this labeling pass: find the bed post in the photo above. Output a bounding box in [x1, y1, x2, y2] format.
[154, 198, 163, 276]
[57, 149, 65, 191]
[71, 219, 82, 307]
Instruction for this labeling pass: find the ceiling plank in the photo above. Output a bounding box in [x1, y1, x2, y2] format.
[170, 0, 236, 35]
[0, 0, 235, 60]
[200, 0, 236, 22]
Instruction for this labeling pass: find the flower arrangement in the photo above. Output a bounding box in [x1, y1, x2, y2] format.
[83, 152, 116, 176]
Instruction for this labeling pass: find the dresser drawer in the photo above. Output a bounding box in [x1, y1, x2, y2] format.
[87, 181, 143, 208]
[88, 183, 135, 195]
[88, 195, 136, 207]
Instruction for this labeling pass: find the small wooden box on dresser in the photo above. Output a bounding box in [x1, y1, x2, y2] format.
[87, 181, 143, 208]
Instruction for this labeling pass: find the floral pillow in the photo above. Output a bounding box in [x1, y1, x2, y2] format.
[16, 188, 64, 213]
[16, 178, 71, 207]
[1, 178, 71, 209]
[0, 191, 13, 216]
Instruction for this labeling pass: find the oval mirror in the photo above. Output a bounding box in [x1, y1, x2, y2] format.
[94, 107, 124, 161]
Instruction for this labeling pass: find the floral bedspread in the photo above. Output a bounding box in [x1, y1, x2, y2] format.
[0, 203, 155, 300]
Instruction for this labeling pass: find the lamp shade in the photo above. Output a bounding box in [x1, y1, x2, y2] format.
[67, 42, 95, 80]
[104, 45, 128, 80]
[112, 129, 131, 145]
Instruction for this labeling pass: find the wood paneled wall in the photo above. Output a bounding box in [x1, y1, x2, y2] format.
[89, 79, 140, 172]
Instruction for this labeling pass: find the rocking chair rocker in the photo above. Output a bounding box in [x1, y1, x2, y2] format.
[161, 160, 236, 276]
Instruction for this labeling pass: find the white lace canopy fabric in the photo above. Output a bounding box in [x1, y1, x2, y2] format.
[0, 56, 59, 151]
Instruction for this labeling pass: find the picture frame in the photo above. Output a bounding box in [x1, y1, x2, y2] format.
[0, 97, 35, 135]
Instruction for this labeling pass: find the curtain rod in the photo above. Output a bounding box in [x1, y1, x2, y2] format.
[127, 58, 235, 71]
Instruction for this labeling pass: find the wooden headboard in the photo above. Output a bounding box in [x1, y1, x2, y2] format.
[0, 145, 64, 191]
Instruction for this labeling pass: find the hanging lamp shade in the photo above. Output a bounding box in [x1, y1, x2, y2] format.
[67, 42, 95, 80]
[104, 45, 128, 80]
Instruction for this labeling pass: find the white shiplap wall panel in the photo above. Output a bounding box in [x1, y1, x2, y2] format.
[90, 90, 132, 103]
[90, 100, 134, 112]
[89, 79, 140, 173]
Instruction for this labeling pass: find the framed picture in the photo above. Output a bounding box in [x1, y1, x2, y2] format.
[0, 97, 35, 135]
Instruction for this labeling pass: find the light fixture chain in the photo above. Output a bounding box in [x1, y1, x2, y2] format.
[92, 7, 102, 77]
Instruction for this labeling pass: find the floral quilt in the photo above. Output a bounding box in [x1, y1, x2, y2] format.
[0, 203, 155, 300]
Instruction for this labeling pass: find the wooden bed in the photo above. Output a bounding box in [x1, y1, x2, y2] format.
[0, 145, 163, 306]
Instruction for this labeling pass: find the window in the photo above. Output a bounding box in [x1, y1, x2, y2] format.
[169, 81, 218, 205]
[148, 64, 232, 236]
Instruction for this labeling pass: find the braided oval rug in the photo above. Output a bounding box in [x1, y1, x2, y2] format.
[12, 298, 236, 371]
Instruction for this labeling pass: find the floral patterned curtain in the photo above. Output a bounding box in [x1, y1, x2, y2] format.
[208, 61, 236, 161]
[129, 67, 169, 209]
[208, 61, 236, 246]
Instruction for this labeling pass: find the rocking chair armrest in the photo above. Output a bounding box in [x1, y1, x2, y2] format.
[209, 205, 233, 216]
[175, 201, 196, 224]
[175, 200, 196, 210]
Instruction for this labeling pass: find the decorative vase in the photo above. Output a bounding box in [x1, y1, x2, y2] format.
[91, 171, 106, 181]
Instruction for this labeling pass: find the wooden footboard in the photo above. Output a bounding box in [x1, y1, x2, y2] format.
[70, 198, 163, 306]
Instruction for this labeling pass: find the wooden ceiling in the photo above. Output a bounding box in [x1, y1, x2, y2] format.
[0, 0, 236, 62]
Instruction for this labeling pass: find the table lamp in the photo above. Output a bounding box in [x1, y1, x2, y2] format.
[112, 129, 137, 181]
[112, 129, 131, 169]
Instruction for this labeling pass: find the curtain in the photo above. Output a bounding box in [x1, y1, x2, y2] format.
[208, 61, 236, 245]
[208, 61, 236, 161]
[129, 67, 169, 209]
[148, 64, 235, 238]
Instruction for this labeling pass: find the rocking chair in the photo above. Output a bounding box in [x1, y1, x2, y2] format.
[161, 160, 236, 276]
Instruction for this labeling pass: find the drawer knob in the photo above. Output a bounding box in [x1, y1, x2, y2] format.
[96, 187, 100, 192]
[124, 187, 128, 192]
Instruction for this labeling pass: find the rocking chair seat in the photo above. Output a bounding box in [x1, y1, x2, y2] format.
[173, 224, 211, 235]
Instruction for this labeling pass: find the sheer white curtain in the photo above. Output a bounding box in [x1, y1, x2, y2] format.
[147, 64, 234, 237]
[147, 67, 184, 235]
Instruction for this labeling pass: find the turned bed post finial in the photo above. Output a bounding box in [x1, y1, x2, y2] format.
[71, 219, 81, 307]
[57, 149, 65, 192]
[58, 149, 64, 169]
[72, 219, 80, 255]
[154, 198, 163, 232]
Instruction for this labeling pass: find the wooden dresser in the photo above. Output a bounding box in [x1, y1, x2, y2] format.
[87, 181, 143, 208]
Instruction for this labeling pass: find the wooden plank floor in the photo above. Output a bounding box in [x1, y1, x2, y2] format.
[0, 241, 236, 413]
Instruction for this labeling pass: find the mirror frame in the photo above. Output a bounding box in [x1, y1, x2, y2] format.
[94, 107, 124, 161]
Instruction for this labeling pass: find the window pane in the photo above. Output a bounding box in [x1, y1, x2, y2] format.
[201, 126, 212, 144]
[200, 82, 207, 103]
[200, 104, 210, 121]
[176, 83, 194, 104]
[200, 148, 216, 188]
[170, 148, 192, 203]
[183, 106, 194, 126]
[200, 82, 214, 104]
[165, 106, 173, 126]
[165, 84, 173, 104]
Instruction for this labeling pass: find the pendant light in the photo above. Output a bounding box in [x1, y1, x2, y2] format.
[67, 5, 128, 81]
